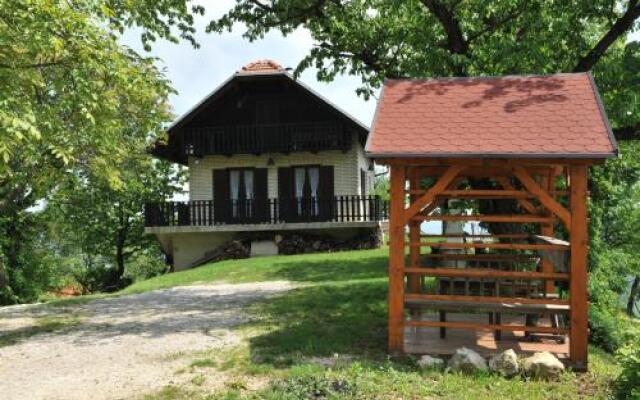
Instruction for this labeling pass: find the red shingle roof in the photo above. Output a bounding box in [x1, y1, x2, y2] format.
[239, 59, 284, 74]
[366, 73, 617, 158]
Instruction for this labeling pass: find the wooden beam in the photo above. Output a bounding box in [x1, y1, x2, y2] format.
[512, 166, 572, 232]
[405, 268, 570, 280]
[409, 242, 569, 251]
[421, 253, 537, 262]
[569, 164, 589, 370]
[540, 170, 557, 294]
[408, 168, 421, 295]
[403, 165, 465, 223]
[404, 320, 569, 334]
[405, 293, 570, 306]
[388, 164, 406, 353]
[413, 214, 555, 223]
[417, 177, 466, 216]
[413, 166, 554, 179]
[421, 233, 531, 239]
[406, 189, 535, 199]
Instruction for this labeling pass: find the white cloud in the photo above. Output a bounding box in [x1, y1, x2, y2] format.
[119, 0, 377, 127]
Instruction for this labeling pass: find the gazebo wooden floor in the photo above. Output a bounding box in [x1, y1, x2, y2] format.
[404, 313, 570, 359]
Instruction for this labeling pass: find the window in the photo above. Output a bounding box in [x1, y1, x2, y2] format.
[294, 166, 320, 216]
[229, 169, 254, 218]
[361, 169, 367, 196]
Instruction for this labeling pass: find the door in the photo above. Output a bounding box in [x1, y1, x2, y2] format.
[213, 168, 269, 224]
[278, 165, 334, 222]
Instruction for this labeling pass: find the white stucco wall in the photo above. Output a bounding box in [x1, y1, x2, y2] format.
[355, 140, 374, 195]
[188, 132, 368, 201]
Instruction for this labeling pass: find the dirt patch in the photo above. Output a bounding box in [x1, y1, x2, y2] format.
[0, 281, 293, 400]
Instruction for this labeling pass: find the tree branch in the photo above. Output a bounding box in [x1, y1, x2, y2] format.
[420, 0, 469, 55]
[467, 5, 527, 43]
[573, 0, 640, 72]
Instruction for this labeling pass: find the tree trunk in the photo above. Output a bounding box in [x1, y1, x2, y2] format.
[116, 242, 125, 282]
[627, 275, 640, 317]
[0, 257, 14, 304]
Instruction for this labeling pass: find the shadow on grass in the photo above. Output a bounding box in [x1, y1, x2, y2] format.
[247, 279, 389, 366]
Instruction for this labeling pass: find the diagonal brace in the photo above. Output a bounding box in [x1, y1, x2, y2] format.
[512, 166, 571, 232]
[403, 165, 465, 223]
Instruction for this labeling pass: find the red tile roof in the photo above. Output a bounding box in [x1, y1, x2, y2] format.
[239, 59, 284, 74]
[366, 73, 616, 158]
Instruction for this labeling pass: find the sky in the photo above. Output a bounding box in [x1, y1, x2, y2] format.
[120, 0, 378, 128]
[120, 2, 640, 131]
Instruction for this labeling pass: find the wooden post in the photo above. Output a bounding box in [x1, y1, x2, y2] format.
[408, 169, 421, 294]
[569, 164, 589, 370]
[388, 164, 406, 353]
[540, 170, 556, 294]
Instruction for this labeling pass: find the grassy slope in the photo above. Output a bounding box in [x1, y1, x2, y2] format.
[116, 248, 621, 400]
[123, 248, 389, 294]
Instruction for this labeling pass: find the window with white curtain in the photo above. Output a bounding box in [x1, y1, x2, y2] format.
[229, 170, 240, 217]
[293, 166, 320, 216]
[244, 169, 254, 217]
[229, 169, 254, 218]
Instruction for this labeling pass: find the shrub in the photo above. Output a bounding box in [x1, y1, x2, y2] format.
[616, 342, 640, 399]
[270, 375, 356, 399]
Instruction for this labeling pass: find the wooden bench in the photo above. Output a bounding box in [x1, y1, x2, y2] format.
[405, 298, 569, 342]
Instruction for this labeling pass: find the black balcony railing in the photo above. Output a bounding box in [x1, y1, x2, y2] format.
[144, 196, 388, 227]
[183, 122, 351, 156]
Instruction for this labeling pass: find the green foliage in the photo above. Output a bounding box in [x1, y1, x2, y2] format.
[0, 0, 196, 302]
[48, 156, 184, 291]
[269, 376, 356, 399]
[371, 174, 389, 201]
[616, 342, 640, 399]
[588, 141, 640, 349]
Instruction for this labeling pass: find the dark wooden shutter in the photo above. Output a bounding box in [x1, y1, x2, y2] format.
[213, 169, 229, 223]
[278, 167, 294, 222]
[318, 165, 335, 221]
[254, 168, 269, 222]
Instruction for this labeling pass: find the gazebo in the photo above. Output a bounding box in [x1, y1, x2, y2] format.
[365, 72, 617, 371]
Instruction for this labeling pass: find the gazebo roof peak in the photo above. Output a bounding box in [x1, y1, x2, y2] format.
[366, 72, 617, 159]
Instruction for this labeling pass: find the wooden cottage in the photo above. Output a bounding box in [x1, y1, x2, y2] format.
[365, 72, 617, 370]
[147, 60, 386, 269]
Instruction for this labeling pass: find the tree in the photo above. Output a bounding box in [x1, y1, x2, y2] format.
[50, 157, 184, 290]
[0, 0, 200, 302]
[209, 0, 640, 138]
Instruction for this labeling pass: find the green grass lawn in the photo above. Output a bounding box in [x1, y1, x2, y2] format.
[123, 248, 389, 294]
[96, 248, 621, 400]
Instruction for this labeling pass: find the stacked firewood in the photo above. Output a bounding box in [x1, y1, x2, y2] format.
[276, 228, 381, 255]
[201, 240, 250, 264]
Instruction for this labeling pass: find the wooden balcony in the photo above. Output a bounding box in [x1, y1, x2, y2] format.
[144, 196, 388, 227]
[183, 122, 351, 156]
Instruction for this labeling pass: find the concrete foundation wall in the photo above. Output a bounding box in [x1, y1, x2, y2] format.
[159, 232, 235, 271]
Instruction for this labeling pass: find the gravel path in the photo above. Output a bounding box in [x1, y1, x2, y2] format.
[0, 281, 293, 400]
